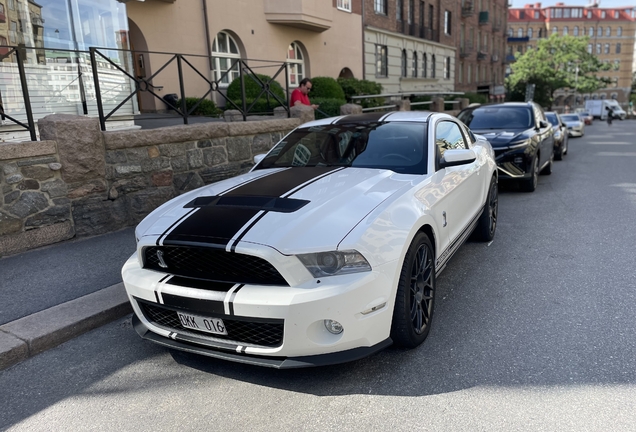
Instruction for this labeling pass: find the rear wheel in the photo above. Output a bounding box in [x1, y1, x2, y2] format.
[520, 155, 539, 192]
[555, 143, 564, 161]
[391, 233, 436, 348]
[474, 175, 498, 242]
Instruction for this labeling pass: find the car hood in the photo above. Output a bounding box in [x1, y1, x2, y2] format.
[138, 167, 418, 254]
[469, 128, 531, 147]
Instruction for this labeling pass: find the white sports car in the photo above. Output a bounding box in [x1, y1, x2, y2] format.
[122, 111, 498, 368]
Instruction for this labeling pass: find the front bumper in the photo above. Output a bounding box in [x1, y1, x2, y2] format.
[493, 146, 534, 180]
[568, 127, 583, 137]
[122, 251, 399, 367]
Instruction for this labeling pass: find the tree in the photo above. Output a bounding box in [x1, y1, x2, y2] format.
[506, 33, 611, 109]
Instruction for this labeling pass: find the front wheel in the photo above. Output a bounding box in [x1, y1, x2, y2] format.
[391, 233, 436, 348]
[520, 155, 539, 192]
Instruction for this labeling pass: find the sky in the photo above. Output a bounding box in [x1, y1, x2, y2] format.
[510, 0, 634, 7]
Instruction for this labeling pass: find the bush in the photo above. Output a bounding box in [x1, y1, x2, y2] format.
[309, 77, 345, 100]
[228, 97, 286, 115]
[410, 95, 432, 111]
[464, 92, 488, 105]
[337, 77, 384, 108]
[178, 97, 221, 116]
[227, 73, 286, 103]
[311, 97, 346, 119]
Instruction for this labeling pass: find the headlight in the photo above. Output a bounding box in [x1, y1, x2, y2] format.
[508, 139, 530, 149]
[554, 130, 562, 139]
[297, 250, 371, 278]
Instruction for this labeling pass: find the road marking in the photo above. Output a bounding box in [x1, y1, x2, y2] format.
[587, 142, 632, 145]
[596, 152, 636, 157]
[487, 241, 494, 247]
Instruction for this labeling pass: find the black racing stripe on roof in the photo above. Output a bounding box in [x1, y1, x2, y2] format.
[332, 112, 388, 124]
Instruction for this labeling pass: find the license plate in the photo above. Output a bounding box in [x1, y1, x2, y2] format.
[177, 312, 228, 335]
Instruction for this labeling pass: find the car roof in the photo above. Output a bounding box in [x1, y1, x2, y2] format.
[299, 111, 438, 128]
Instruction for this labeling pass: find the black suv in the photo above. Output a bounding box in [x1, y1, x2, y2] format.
[457, 102, 555, 192]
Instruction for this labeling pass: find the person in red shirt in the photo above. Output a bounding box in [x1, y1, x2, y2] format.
[290, 78, 319, 110]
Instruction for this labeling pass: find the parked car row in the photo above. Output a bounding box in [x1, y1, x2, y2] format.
[457, 101, 584, 192]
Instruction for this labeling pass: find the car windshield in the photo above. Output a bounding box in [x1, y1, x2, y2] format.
[545, 113, 560, 126]
[256, 122, 428, 175]
[561, 114, 580, 122]
[580, 112, 590, 116]
[458, 107, 534, 129]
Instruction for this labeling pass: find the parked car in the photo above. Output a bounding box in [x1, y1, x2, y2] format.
[560, 113, 585, 137]
[122, 112, 499, 368]
[457, 102, 554, 192]
[545, 111, 569, 160]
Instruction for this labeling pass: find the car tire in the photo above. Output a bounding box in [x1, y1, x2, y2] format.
[563, 139, 568, 155]
[390, 232, 436, 348]
[520, 155, 539, 192]
[474, 175, 498, 242]
[555, 144, 563, 161]
[541, 153, 553, 175]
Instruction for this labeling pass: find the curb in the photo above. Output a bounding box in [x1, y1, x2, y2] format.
[0, 283, 132, 371]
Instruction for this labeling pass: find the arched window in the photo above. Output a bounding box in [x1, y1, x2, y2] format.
[573, 26, 579, 36]
[552, 26, 558, 34]
[508, 27, 513, 37]
[412, 52, 418, 77]
[212, 31, 240, 86]
[431, 55, 436, 78]
[617, 27, 622, 37]
[605, 27, 611, 37]
[588, 27, 594, 37]
[401, 49, 407, 77]
[527, 27, 533, 38]
[287, 42, 305, 87]
[597, 26, 602, 36]
[517, 28, 523, 37]
[422, 53, 427, 78]
[563, 26, 568, 35]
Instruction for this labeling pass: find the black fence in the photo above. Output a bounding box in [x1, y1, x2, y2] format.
[0, 45, 292, 139]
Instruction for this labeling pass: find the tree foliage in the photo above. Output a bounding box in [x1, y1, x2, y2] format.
[506, 33, 611, 108]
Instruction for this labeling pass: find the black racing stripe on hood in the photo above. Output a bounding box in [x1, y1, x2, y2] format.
[332, 112, 388, 124]
[163, 166, 341, 247]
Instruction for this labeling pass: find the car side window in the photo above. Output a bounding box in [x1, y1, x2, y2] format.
[435, 121, 467, 171]
[459, 122, 476, 147]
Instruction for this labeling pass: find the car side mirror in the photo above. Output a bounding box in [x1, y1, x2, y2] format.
[538, 120, 549, 129]
[254, 154, 266, 165]
[439, 149, 477, 169]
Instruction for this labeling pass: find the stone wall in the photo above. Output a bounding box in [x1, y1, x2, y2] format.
[0, 116, 300, 257]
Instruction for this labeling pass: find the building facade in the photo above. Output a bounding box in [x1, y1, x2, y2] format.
[362, 0, 456, 94]
[126, 0, 364, 111]
[508, 2, 636, 106]
[456, 0, 508, 101]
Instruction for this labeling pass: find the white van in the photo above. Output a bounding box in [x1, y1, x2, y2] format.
[585, 100, 626, 120]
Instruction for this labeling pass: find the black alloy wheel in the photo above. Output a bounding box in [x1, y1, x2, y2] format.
[391, 233, 436, 348]
[521, 155, 539, 192]
[474, 175, 498, 242]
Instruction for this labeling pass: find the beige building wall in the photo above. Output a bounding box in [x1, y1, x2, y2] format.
[126, 0, 363, 111]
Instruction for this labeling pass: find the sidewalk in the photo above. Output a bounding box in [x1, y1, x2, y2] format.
[0, 228, 137, 370]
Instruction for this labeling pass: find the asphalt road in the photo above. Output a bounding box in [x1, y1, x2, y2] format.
[1, 120, 635, 431]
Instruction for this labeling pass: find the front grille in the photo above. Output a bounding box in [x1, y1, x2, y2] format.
[143, 246, 288, 286]
[138, 301, 284, 348]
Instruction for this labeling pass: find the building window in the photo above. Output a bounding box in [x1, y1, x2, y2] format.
[617, 27, 622, 37]
[573, 26, 579, 36]
[375, 44, 387, 77]
[527, 28, 533, 38]
[374, 0, 387, 14]
[459, 62, 463, 84]
[588, 27, 594, 37]
[401, 49, 408, 77]
[420, 0, 425, 26]
[431, 55, 436, 78]
[397, 0, 403, 20]
[604, 43, 610, 54]
[563, 8, 571, 18]
[445, 57, 451, 79]
[337, 0, 351, 12]
[408, 0, 414, 24]
[8, 0, 14, 10]
[412, 52, 418, 77]
[596, 43, 601, 54]
[534, 11, 539, 19]
[467, 64, 472, 84]
[601, 10, 606, 19]
[605, 27, 611, 37]
[587, 43, 592, 53]
[614, 60, 620, 70]
[212, 31, 241, 86]
[587, 10, 592, 19]
[428, 5, 434, 29]
[9, 20, 17, 43]
[616, 43, 621, 54]
[287, 42, 305, 87]
[552, 27, 558, 35]
[444, 11, 451, 35]
[422, 53, 427, 78]
[563, 26, 568, 36]
[518, 28, 523, 37]
[597, 26, 602, 37]
[508, 27, 513, 37]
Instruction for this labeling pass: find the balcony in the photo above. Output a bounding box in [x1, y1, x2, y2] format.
[507, 36, 529, 43]
[32, 15, 44, 28]
[263, 0, 332, 32]
[478, 11, 489, 25]
[460, 43, 474, 57]
[477, 51, 488, 61]
[462, 2, 474, 17]
[492, 20, 502, 32]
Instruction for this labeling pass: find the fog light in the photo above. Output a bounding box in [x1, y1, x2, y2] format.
[513, 156, 523, 164]
[324, 319, 344, 334]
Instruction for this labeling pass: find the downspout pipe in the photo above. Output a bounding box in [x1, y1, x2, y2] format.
[203, 0, 213, 71]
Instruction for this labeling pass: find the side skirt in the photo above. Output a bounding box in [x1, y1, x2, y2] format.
[434, 209, 482, 276]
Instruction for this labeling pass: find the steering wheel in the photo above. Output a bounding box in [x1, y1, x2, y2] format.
[381, 153, 411, 162]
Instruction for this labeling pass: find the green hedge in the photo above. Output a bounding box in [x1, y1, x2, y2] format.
[227, 73, 286, 102]
[312, 97, 346, 119]
[410, 95, 432, 111]
[309, 77, 345, 100]
[178, 97, 222, 116]
[464, 92, 488, 105]
[337, 77, 384, 108]
[228, 97, 286, 115]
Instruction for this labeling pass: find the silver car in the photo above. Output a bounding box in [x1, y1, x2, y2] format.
[560, 114, 585, 137]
